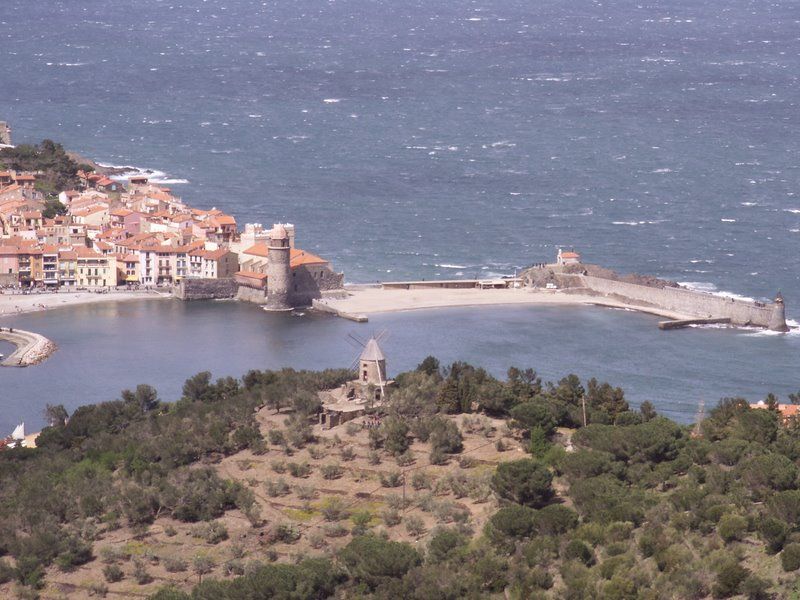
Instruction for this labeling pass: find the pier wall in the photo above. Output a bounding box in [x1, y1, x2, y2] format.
[174, 278, 238, 301]
[237, 286, 266, 304]
[1, 328, 56, 367]
[572, 275, 779, 328]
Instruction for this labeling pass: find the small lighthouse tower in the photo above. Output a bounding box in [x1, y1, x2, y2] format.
[265, 224, 292, 311]
[769, 291, 789, 333]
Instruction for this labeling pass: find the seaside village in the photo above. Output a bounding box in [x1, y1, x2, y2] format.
[0, 168, 343, 308]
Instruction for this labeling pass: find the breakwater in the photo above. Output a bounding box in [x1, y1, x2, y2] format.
[561, 274, 788, 332]
[0, 328, 56, 367]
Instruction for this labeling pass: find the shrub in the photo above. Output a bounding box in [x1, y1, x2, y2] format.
[535, 505, 579, 535]
[382, 509, 402, 527]
[345, 422, 361, 436]
[287, 462, 311, 478]
[270, 460, 287, 474]
[717, 514, 747, 544]
[564, 539, 595, 566]
[713, 561, 749, 598]
[321, 497, 349, 522]
[429, 417, 464, 454]
[294, 484, 317, 500]
[491, 459, 554, 508]
[340, 446, 357, 462]
[267, 429, 285, 446]
[351, 511, 373, 535]
[339, 535, 422, 589]
[265, 477, 290, 497]
[323, 523, 349, 538]
[427, 528, 468, 563]
[321, 464, 344, 480]
[781, 543, 800, 572]
[192, 521, 228, 544]
[384, 418, 411, 456]
[396, 451, 415, 467]
[164, 557, 188, 573]
[381, 471, 403, 488]
[486, 505, 538, 546]
[412, 471, 432, 490]
[367, 450, 381, 465]
[102, 564, 124, 583]
[510, 401, 556, 436]
[429, 448, 448, 465]
[405, 515, 426, 537]
[758, 517, 788, 553]
[132, 559, 153, 585]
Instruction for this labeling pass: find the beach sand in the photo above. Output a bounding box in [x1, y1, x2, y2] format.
[317, 286, 694, 321]
[0, 289, 169, 317]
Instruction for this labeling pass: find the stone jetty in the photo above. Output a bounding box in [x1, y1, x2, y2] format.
[0, 328, 56, 367]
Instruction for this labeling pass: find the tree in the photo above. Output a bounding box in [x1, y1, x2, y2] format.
[43, 404, 68, 428]
[383, 418, 411, 456]
[417, 356, 441, 377]
[510, 401, 556, 436]
[639, 401, 657, 421]
[491, 459, 554, 508]
[291, 390, 321, 416]
[339, 535, 421, 590]
[192, 554, 215, 583]
[428, 417, 463, 454]
[122, 384, 159, 413]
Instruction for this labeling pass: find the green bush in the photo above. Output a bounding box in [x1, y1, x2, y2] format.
[781, 543, 800, 572]
[491, 459, 554, 508]
[717, 514, 748, 543]
[339, 535, 421, 590]
[563, 539, 594, 566]
[103, 564, 124, 583]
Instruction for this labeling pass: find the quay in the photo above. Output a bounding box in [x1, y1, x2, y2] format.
[0, 327, 56, 367]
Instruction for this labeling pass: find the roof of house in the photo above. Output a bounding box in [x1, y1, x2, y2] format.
[235, 270, 268, 280]
[560, 251, 581, 259]
[290, 248, 329, 268]
[243, 242, 270, 258]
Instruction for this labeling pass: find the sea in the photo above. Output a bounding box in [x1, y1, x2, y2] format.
[1, 0, 798, 432]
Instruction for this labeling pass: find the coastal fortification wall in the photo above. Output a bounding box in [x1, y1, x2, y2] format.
[291, 267, 344, 307]
[237, 286, 266, 304]
[174, 278, 238, 301]
[571, 274, 783, 329]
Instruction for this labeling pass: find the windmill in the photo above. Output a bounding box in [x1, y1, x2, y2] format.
[691, 399, 705, 439]
[346, 330, 389, 401]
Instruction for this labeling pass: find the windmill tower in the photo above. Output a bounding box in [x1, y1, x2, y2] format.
[347, 331, 390, 401]
[691, 399, 705, 439]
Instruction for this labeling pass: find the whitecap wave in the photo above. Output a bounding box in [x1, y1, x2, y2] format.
[679, 281, 756, 302]
[435, 264, 468, 269]
[323, 98, 341, 103]
[784, 208, 800, 214]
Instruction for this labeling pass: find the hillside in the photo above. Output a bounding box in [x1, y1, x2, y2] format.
[0, 362, 798, 599]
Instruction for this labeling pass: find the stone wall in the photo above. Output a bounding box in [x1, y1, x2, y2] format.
[237, 285, 266, 304]
[290, 266, 344, 307]
[174, 277, 238, 300]
[572, 274, 782, 329]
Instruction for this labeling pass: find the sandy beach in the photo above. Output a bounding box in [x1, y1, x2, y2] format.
[317, 286, 695, 321]
[0, 289, 170, 317]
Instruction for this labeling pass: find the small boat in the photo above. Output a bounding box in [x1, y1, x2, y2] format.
[3, 422, 26, 449]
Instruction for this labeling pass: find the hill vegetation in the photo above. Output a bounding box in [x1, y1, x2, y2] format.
[0, 139, 91, 198]
[0, 360, 799, 599]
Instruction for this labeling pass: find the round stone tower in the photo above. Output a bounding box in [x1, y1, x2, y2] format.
[265, 224, 292, 311]
[359, 338, 387, 385]
[769, 291, 789, 333]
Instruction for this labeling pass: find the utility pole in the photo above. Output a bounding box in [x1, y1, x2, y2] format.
[582, 396, 587, 427]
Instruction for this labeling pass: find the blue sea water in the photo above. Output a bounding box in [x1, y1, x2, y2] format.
[1, 0, 798, 431]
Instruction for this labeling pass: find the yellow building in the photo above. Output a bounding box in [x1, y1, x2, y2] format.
[75, 247, 116, 287]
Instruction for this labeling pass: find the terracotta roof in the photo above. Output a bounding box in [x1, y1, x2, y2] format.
[235, 270, 267, 280]
[290, 248, 328, 268]
[243, 242, 270, 258]
[58, 250, 77, 259]
[109, 208, 133, 217]
[13, 174, 36, 182]
[560, 251, 580, 259]
[215, 214, 236, 226]
[198, 248, 231, 260]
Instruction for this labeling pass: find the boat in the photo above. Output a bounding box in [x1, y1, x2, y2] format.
[3, 423, 26, 449]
